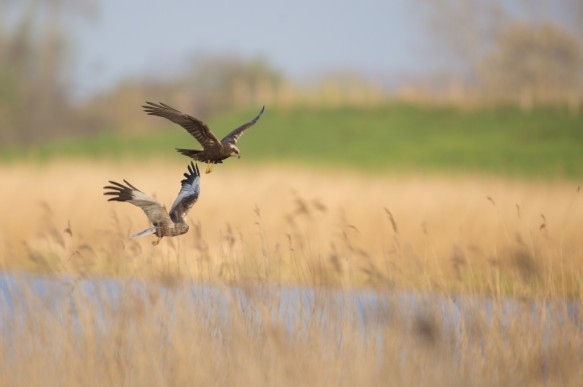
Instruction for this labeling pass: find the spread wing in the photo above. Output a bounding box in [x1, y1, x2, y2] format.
[104, 180, 173, 227]
[143, 102, 221, 148]
[221, 106, 265, 145]
[169, 162, 201, 224]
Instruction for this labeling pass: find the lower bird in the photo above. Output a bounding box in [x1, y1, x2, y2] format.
[103, 162, 200, 245]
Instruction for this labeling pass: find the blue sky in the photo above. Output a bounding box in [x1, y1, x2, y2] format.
[68, 0, 429, 98]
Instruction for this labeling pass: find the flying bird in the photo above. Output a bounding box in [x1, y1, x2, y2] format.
[104, 162, 200, 245]
[143, 101, 265, 173]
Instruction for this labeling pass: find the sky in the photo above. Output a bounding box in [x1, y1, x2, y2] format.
[67, 0, 428, 98]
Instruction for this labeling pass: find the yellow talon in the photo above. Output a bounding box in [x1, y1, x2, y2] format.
[205, 163, 213, 174]
[152, 238, 161, 246]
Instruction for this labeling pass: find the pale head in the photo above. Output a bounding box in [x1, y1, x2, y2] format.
[228, 144, 241, 159]
[175, 223, 189, 235]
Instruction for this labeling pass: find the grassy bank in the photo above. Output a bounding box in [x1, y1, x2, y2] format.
[3, 103, 582, 179]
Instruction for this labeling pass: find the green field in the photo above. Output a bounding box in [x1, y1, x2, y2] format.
[3, 103, 583, 178]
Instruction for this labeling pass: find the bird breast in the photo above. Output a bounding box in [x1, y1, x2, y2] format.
[157, 224, 189, 237]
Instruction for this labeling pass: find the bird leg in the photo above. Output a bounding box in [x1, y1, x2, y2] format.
[152, 237, 161, 246]
[205, 163, 213, 174]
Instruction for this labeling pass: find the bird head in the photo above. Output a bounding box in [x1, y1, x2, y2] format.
[177, 223, 189, 234]
[229, 144, 241, 159]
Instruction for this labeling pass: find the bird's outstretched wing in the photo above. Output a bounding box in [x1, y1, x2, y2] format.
[169, 162, 201, 224]
[143, 102, 221, 148]
[221, 106, 265, 145]
[103, 180, 172, 227]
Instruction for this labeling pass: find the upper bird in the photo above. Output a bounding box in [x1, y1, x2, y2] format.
[103, 162, 200, 245]
[143, 102, 265, 173]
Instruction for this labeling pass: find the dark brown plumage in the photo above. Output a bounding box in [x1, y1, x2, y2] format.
[143, 102, 265, 173]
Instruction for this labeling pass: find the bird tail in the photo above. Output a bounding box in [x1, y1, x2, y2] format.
[131, 226, 158, 238]
[176, 148, 202, 158]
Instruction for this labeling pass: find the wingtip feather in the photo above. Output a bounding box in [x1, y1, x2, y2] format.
[182, 162, 200, 182]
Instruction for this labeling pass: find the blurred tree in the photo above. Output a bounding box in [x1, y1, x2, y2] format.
[181, 54, 284, 115]
[78, 53, 285, 134]
[0, 0, 96, 145]
[417, 0, 508, 79]
[479, 22, 582, 108]
[416, 0, 583, 107]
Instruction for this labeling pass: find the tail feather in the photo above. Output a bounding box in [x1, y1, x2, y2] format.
[175, 148, 222, 164]
[131, 226, 158, 238]
[176, 148, 202, 158]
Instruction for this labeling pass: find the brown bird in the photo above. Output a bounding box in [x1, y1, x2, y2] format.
[104, 162, 201, 245]
[143, 102, 265, 173]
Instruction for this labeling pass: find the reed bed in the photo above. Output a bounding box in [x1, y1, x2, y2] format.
[1, 160, 581, 297]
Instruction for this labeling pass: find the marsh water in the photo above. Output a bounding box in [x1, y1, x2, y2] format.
[2, 272, 583, 385]
[1, 272, 580, 343]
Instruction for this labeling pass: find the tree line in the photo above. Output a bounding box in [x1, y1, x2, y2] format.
[0, 0, 582, 145]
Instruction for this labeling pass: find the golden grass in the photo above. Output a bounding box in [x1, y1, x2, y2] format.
[1, 159, 583, 385]
[1, 159, 582, 297]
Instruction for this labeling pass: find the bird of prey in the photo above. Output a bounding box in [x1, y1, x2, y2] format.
[103, 162, 200, 245]
[143, 102, 265, 173]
